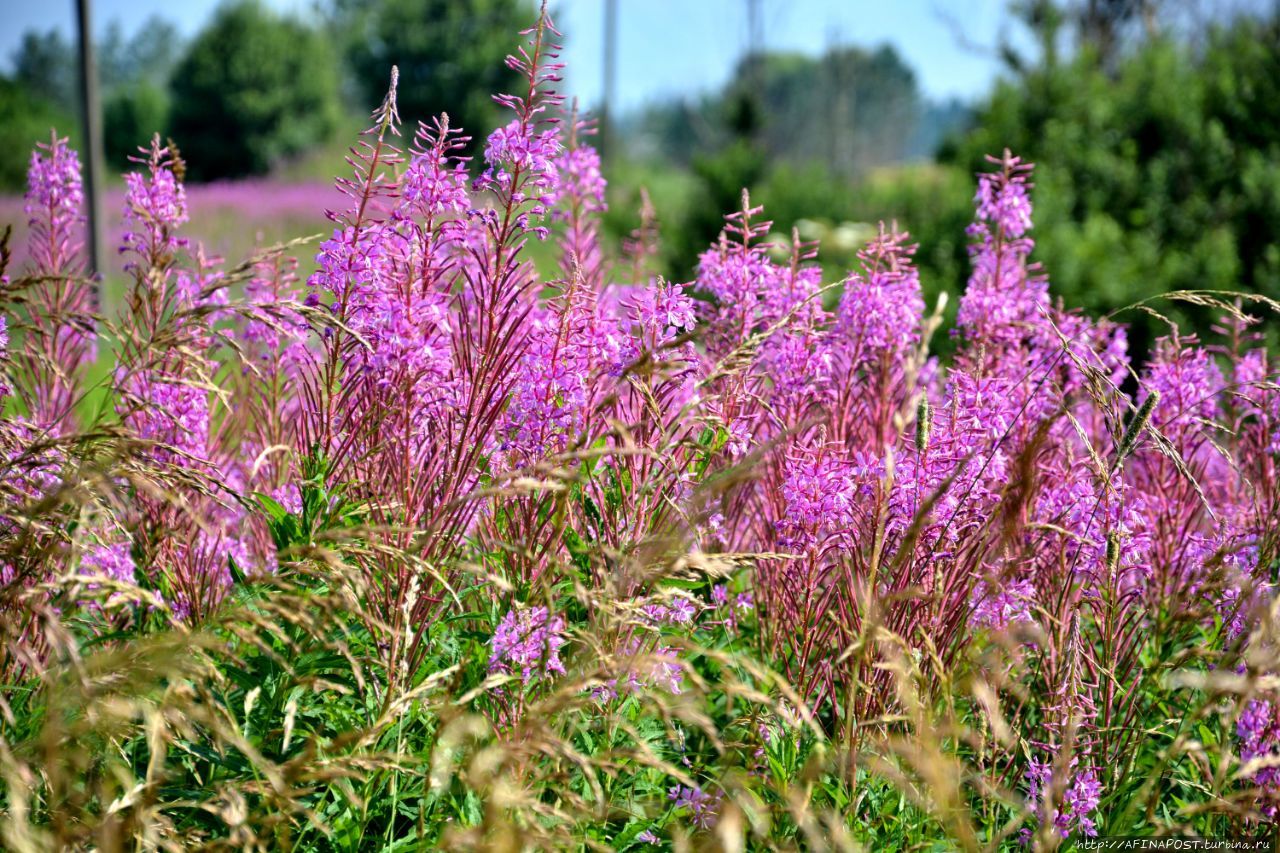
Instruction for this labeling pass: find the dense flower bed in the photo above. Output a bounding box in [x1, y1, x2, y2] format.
[1, 12, 1278, 849]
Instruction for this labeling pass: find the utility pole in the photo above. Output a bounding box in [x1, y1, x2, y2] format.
[601, 0, 618, 160]
[746, 0, 763, 89]
[76, 0, 106, 296]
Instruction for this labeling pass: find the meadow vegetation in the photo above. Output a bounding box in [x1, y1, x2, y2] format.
[1, 11, 1279, 851]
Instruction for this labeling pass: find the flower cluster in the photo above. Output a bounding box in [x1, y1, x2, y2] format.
[832, 226, 925, 364]
[1024, 758, 1102, 838]
[551, 144, 605, 215]
[955, 153, 1048, 349]
[489, 606, 567, 684]
[80, 540, 137, 587]
[497, 294, 597, 460]
[120, 137, 189, 271]
[24, 133, 84, 275]
[592, 639, 684, 702]
[401, 131, 471, 219]
[1, 13, 1277, 841]
[481, 120, 562, 197]
[970, 577, 1036, 630]
[975, 153, 1034, 238]
[118, 372, 210, 464]
[776, 444, 878, 550]
[667, 785, 720, 830]
[19, 134, 97, 427]
[1237, 699, 1280, 818]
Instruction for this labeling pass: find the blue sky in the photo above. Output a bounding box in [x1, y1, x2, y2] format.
[0, 0, 1025, 109]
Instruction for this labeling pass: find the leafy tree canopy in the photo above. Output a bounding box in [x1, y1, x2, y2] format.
[169, 1, 342, 180]
[334, 0, 534, 148]
[943, 9, 1280, 355]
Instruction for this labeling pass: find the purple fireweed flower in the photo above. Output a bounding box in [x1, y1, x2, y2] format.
[778, 443, 881, 551]
[667, 785, 720, 830]
[721, 414, 754, 460]
[173, 266, 229, 312]
[649, 644, 684, 693]
[490, 606, 567, 684]
[692, 195, 824, 360]
[80, 540, 136, 585]
[1219, 545, 1265, 638]
[0, 418, 63, 503]
[696, 243, 773, 308]
[476, 119, 562, 222]
[483, 120, 561, 184]
[308, 225, 384, 307]
[117, 371, 210, 465]
[1233, 349, 1272, 419]
[1029, 463, 1152, 585]
[1025, 757, 1102, 839]
[596, 640, 684, 699]
[24, 134, 84, 275]
[589, 678, 619, 702]
[550, 144, 606, 215]
[975, 154, 1034, 238]
[956, 154, 1049, 352]
[888, 385, 1014, 555]
[120, 137, 189, 271]
[269, 482, 304, 517]
[350, 274, 454, 396]
[760, 331, 834, 407]
[696, 239, 825, 349]
[78, 536, 144, 606]
[667, 596, 698, 623]
[241, 260, 309, 367]
[971, 577, 1037, 630]
[1237, 699, 1280, 818]
[1140, 338, 1225, 441]
[636, 829, 660, 844]
[833, 225, 925, 364]
[498, 293, 598, 460]
[626, 279, 697, 349]
[640, 595, 699, 626]
[401, 132, 471, 219]
[763, 261, 825, 330]
[20, 134, 98, 427]
[308, 219, 459, 441]
[112, 137, 216, 483]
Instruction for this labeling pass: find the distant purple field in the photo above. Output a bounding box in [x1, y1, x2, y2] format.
[0, 178, 345, 273]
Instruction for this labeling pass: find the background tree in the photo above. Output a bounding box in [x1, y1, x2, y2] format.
[10, 30, 77, 112]
[616, 41, 964, 278]
[98, 16, 182, 93]
[169, 1, 341, 180]
[334, 0, 533, 145]
[942, 9, 1280, 358]
[100, 17, 182, 168]
[104, 84, 168, 169]
[0, 80, 77, 190]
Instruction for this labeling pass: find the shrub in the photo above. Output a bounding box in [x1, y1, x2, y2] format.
[944, 13, 1280, 359]
[168, 0, 341, 180]
[104, 83, 169, 169]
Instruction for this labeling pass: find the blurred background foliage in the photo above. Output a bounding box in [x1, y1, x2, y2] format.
[168, 2, 343, 180]
[333, 0, 531, 159]
[1, 0, 1278, 357]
